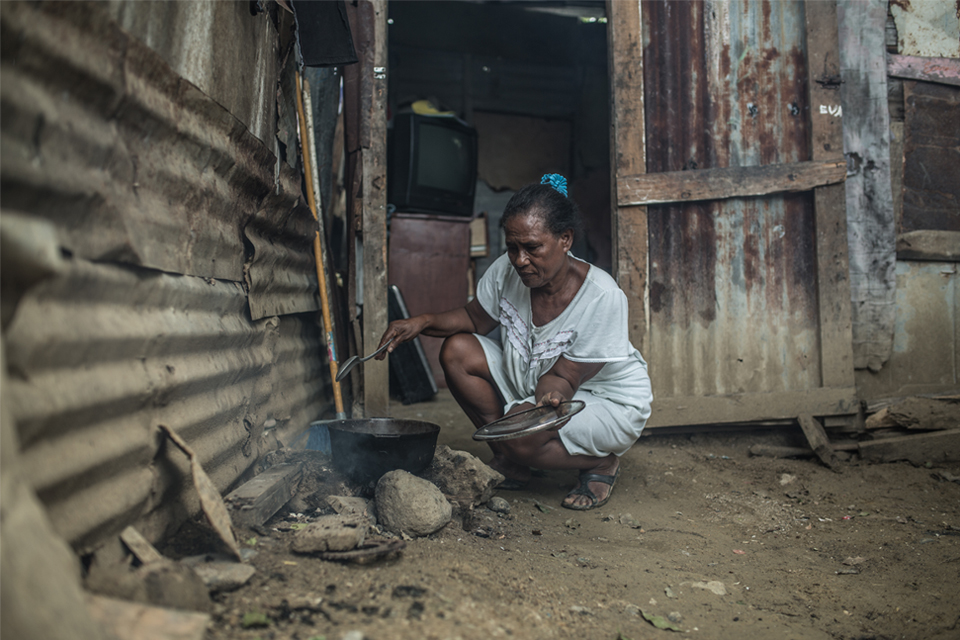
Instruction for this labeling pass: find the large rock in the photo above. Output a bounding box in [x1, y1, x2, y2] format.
[291, 515, 366, 553]
[420, 445, 504, 507]
[375, 470, 452, 537]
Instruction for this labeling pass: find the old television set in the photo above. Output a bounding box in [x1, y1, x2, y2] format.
[388, 112, 478, 217]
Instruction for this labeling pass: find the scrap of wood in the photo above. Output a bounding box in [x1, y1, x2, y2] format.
[887, 54, 960, 87]
[617, 160, 846, 207]
[896, 230, 960, 262]
[865, 397, 960, 431]
[159, 425, 241, 561]
[86, 594, 210, 640]
[859, 429, 960, 465]
[225, 463, 303, 529]
[749, 444, 815, 459]
[120, 526, 164, 565]
[864, 392, 960, 414]
[797, 414, 837, 469]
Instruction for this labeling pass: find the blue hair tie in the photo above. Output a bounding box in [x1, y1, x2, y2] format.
[540, 173, 568, 197]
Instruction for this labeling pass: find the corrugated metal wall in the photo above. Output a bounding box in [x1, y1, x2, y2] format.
[1, 1, 332, 553]
[644, 0, 821, 398]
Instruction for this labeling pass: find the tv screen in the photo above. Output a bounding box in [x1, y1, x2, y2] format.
[389, 113, 478, 217]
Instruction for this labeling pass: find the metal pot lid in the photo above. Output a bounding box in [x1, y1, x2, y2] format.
[473, 400, 585, 442]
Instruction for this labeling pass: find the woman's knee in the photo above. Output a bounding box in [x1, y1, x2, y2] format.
[440, 333, 484, 373]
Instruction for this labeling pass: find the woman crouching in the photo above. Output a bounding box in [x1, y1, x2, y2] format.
[376, 174, 652, 510]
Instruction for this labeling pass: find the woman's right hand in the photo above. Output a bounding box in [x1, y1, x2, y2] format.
[374, 316, 430, 359]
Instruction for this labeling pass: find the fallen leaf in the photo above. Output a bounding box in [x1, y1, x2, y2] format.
[641, 609, 681, 631]
[241, 612, 270, 629]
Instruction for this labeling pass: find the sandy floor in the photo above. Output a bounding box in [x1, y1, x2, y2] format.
[200, 390, 960, 640]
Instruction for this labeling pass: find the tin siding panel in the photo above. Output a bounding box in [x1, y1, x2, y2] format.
[644, 0, 820, 398]
[5, 259, 327, 550]
[1, 2, 329, 552]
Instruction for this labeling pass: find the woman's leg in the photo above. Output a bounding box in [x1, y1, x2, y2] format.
[440, 334, 532, 483]
[496, 431, 619, 508]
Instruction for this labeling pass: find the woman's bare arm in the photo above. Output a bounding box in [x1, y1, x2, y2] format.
[376, 298, 496, 357]
[535, 357, 604, 407]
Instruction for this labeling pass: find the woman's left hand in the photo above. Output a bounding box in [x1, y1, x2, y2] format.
[537, 391, 566, 408]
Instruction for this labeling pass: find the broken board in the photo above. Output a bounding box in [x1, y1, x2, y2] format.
[226, 463, 303, 529]
[858, 429, 960, 466]
[797, 414, 837, 469]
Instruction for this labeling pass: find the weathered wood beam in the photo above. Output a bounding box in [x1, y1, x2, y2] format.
[887, 54, 960, 87]
[645, 387, 859, 429]
[859, 429, 960, 465]
[607, 0, 649, 355]
[225, 463, 303, 529]
[616, 160, 846, 207]
[352, 0, 389, 417]
[805, 0, 856, 390]
[798, 413, 838, 469]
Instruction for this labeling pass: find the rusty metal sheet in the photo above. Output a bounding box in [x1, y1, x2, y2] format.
[244, 192, 322, 321]
[0, 2, 306, 290]
[643, 0, 820, 398]
[901, 80, 960, 233]
[855, 261, 959, 400]
[890, 0, 960, 58]
[0, 1, 320, 321]
[4, 254, 326, 552]
[103, 0, 279, 146]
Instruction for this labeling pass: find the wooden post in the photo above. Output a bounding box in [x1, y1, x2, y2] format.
[804, 0, 856, 390]
[607, 0, 649, 355]
[360, 0, 389, 416]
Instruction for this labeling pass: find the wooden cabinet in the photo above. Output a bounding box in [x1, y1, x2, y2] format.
[388, 213, 472, 388]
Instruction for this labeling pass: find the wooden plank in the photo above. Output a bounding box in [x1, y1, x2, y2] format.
[616, 160, 846, 206]
[859, 429, 960, 465]
[646, 387, 859, 429]
[119, 526, 164, 565]
[887, 54, 960, 87]
[864, 397, 960, 431]
[805, 0, 856, 390]
[86, 594, 210, 640]
[897, 230, 960, 262]
[607, 0, 649, 355]
[837, 0, 897, 372]
[358, 0, 389, 417]
[798, 413, 838, 469]
[225, 463, 303, 529]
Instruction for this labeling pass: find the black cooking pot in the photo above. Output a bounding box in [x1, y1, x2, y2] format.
[327, 418, 440, 484]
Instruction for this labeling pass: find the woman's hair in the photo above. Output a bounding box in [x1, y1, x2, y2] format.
[500, 175, 583, 240]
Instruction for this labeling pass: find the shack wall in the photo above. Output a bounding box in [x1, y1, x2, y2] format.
[0, 1, 332, 554]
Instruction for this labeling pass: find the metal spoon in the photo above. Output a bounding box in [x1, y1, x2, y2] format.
[336, 338, 394, 382]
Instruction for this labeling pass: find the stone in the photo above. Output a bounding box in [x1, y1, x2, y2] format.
[327, 495, 377, 525]
[375, 470, 452, 537]
[486, 496, 511, 514]
[138, 561, 213, 613]
[419, 446, 504, 507]
[184, 561, 256, 592]
[291, 515, 366, 553]
[691, 580, 727, 596]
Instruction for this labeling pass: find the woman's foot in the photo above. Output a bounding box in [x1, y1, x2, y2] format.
[488, 455, 532, 489]
[561, 458, 620, 510]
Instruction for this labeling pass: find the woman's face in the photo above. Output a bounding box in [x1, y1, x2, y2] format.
[503, 210, 573, 289]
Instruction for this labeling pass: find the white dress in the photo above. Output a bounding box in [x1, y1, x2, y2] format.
[474, 253, 653, 457]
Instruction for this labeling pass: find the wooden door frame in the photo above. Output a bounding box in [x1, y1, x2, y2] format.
[607, 0, 857, 429]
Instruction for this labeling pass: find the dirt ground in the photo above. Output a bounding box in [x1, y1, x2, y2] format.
[195, 390, 960, 640]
